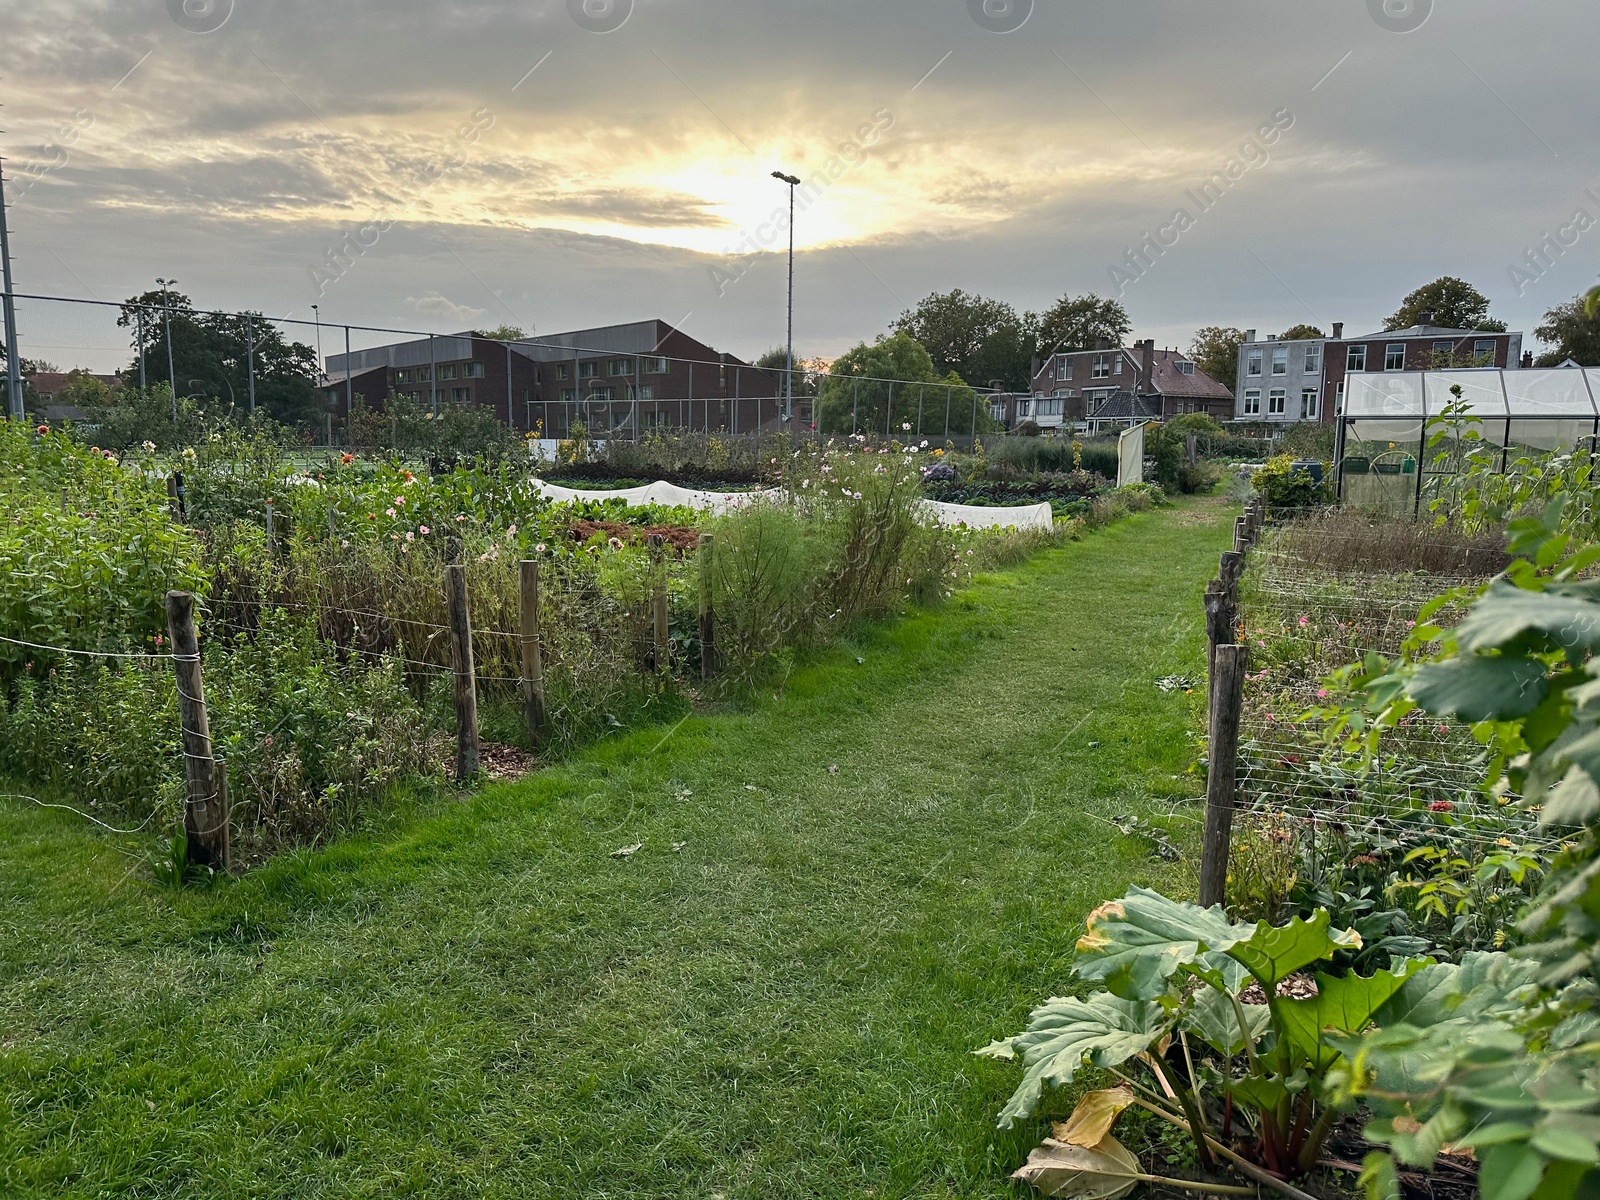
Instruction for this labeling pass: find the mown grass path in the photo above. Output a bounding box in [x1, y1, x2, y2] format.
[1, 499, 1233, 1198]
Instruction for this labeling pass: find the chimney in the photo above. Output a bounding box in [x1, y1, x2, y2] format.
[1332, 321, 1344, 340]
[1522, 350, 1534, 369]
[1095, 337, 1109, 351]
[1030, 354, 1041, 379]
[1266, 334, 1278, 342]
[1245, 329, 1257, 343]
[1138, 339, 1155, 395]
[1419, 310, 1436, 328]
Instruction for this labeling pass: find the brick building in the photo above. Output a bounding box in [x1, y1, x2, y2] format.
[323, 320, 787, 437]
[991, 339, 1233, 432]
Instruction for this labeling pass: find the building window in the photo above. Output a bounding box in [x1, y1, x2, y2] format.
[417, 366, 432, 382]
[1268, 388, 1286, 415]
[1246, 349, 1263, 377]
[990, 401, 1006, 422]
[1017, 397, 1033, 417]
[1473, 338, 1496, 364]
[436, 364, 457, 381]
[1385, 343, 1406, 371]
[395, 369, 411, 384]
[559, 388, 576, 403]
[465, 361, 485, 379]
[1271, 346, 1288, 375]
[1175, 360, 1194, 375]
[1113, 357, 1123, 375]
[578, 362, 598, 379]
[608, 358, 635, 376]
[1056, 359, 1073, 381]
[1300, 387, 1319, 419]
[1335, 381, 1345, 411]
[1303, 345, 1321, 375]
[589, 386, 616, 402]
[1092, 354, 1110, 379]
[1038, 397, 1063, 417]
[641, 356, 669, 374]
[451, 386, 471, 402]
[556, 365, 569, 381]
[636, 385, 655, 402]
[1347, 344, 1367, 372]
[1243, 389, 1261, 415]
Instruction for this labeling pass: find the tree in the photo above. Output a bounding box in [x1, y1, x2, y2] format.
[1385, 276, 1507, 331]
[1534, 295, 1600, 366]
[117, 290, 323, 426]
[479, 325, 526, 341]
[891, 289, 1037, 391]
[1279, 324, 1324, 341]
[1034, 294, 1131, 358]
[1189, 326, 1247, 391]
[754, 346, 819, 399]
[813, 332, 990, 436]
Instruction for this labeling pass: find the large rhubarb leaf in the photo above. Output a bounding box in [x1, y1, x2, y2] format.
[1371, 952, 1536, 1028]
[1073, 888, 1258, 1000]
[1455, 584, 1600, 658]
[1408, 654, 1551, 722]
[1011, 1135, 1143, 1199]
[1277, 959, 1428, 1074]
[1230, 909, 1364, 988]
[978, 993, 1171, 1127]
[1181, 986, 1270, 1058]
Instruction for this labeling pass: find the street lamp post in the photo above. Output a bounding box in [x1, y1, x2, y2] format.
[771, 171, 800, 430]
[156, 277, 178, 420]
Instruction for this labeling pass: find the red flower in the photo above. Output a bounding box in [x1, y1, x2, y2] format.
[1353, 854, 1380, 866]
[340, 453, 354, 465]
[1428, 801, 1454, 813]
[35, 424, 49, 435]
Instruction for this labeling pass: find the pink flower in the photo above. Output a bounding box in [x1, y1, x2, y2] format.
[1317, 689, 1329, 699]
[394, 495, 406, 506]
[1429, 801, 1454, 813]
[385, 507, 396, 517]
[35, 424, 48, 435]
[418, 525, 430, 535]
[507, 524, 518, 536]
[1298, 615, 1309, 628]
[405, 531, 415, 542]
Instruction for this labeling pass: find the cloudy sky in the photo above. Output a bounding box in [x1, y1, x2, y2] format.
[4, 0, 1598, 373]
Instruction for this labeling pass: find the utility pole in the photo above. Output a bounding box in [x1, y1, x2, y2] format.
[157, 277, 178, 420]
[0, 151, 23, 421]
[771, 171, 800, 428]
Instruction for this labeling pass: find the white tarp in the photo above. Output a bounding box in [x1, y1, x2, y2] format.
[530, 479, 1054, 530]
[1117, 424, 1146, 488]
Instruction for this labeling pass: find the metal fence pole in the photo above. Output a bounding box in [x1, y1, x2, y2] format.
[852, 376, 858, 435]
[136, 307, 147, 392]
[430, 333, 438, 416]
[506, 341, 514, 429]
[344, 325, 353, 430]
[245, 314, 256, 416]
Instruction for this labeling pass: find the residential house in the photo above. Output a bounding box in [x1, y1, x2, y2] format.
[1014, 339, 1233, 433]
[323, 319, 784, 437]
[1234, 316, 1526, 425]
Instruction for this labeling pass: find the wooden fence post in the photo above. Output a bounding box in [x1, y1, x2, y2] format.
[649, 535, 670, 673]
[1199, 643, 1247, 908]
[519, 559, 548, 748]
[164, 590, 229, 870]
[445, 563, 480, 780]
[697, 532, 717, 680]
[1233, 516, 1248, 554]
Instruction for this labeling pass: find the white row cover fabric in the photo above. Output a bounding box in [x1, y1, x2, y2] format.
[1117, 423, 1147, 488]
[531, 478, 1054, 530]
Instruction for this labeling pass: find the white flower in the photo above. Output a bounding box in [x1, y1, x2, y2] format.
[901, 422, 911, 431]
[141, 440, 156, 454]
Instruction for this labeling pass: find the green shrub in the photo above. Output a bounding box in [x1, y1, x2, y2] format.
[1252, 453, 1331, 509]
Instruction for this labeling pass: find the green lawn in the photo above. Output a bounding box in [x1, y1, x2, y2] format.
[0, 498, 1233, 1199]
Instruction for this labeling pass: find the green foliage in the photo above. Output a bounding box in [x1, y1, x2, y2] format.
[814, 333, 989, 436]
[1279, 325, 1325, 341]
[891, 289, 1036, 391]
[1535, 294, 1600, 366]
[1189, 327, 1247, 389]
[1386, 276, 1507, 332]
[1315, 506, 1600, 1198]
[979, 886, 1472, 1182]
[1252, 454, 1331, 509]
[1035, 294, 1132, 357]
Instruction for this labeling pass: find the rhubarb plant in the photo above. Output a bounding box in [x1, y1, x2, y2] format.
[980, 887, 1440, 1181]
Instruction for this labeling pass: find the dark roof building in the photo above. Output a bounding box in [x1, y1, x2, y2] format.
[322, 319, 788, 438]
[1012, 339, 1233, 432]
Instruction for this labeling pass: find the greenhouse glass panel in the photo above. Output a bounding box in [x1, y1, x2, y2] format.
[1346, 373, 1425, 418]
[1506, 418, 1595, 452]
[1425, 371, 1507, 416]
[1502, 368, 1597, 418]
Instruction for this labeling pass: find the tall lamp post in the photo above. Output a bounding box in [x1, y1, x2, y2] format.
[156, 277, 178, 420]
[771, 170, 800, 428]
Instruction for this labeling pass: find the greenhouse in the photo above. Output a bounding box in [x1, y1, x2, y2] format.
[1335, 366, 1600, 513]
